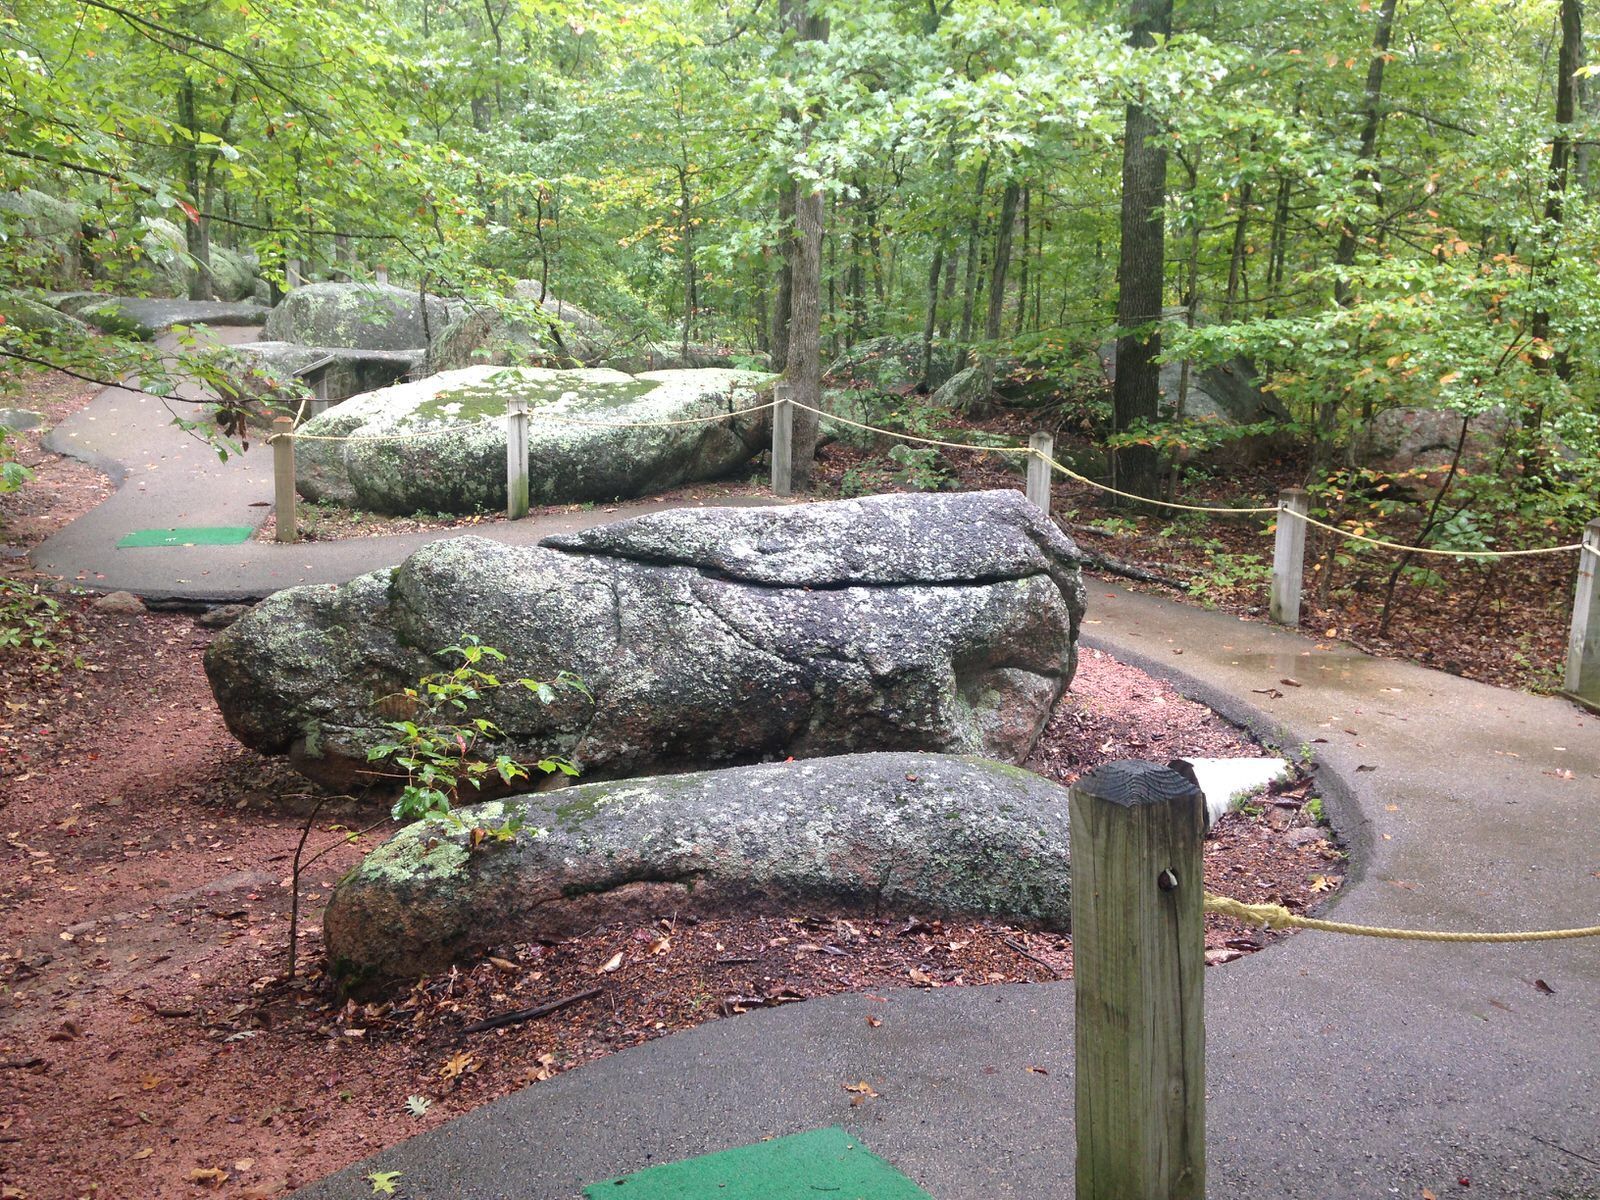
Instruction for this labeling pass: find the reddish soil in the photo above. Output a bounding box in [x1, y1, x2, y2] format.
[2, 368, 1343, 1199]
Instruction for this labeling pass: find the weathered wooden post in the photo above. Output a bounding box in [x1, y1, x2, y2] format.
[771, 381, 794, 498]
[1070, 760, 1206, 1200]
[1026, 431, 1053, 515]
[375, 264, 389, 286]
[1564, 518, 1600, 707]
[271, 417, 298, 544]
[308, 371, 332, 418]
[506, 397, 530, 520]
[286, 258, 304, 289]
[1269, 487, 1309, 626]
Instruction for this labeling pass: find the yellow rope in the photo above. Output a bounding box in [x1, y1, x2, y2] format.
[789, 399, 1033, 457]
[1290, 511, 1584, 559]
[1033, 450, 1278, 514]
[1204, 892, 1600, 942]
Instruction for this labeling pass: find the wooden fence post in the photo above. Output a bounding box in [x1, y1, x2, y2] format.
[1270, 487, 1309, 626]
[375, 264, 389, 286]
[1564, 518, 1600, 707]
[1026, 431, 1053, 515]
[506, 397, 530, 520]
[1070, 760, 1206, 1200]
[771, 382, 793, 498]
[271, 417, 298, 544]
[308, 372, 332, 418]
[286, 258, 304, 289]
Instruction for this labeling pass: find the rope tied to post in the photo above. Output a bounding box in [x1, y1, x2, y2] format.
[1203, 892, 1600, 942]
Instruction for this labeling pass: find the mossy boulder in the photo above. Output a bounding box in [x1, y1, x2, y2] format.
[0, 189, 82, 285]
[0, 293, 91, 343]
[71, 297, 269, 339]
[263, 281, 448, 352]
[425, 281, 608, 372]
[323, 752, 1073, 981]
[824, 335, 954, 394]
[203, 490, 1085, 792]
[293, 365, 773, 514]
[230, 341, 422, 401]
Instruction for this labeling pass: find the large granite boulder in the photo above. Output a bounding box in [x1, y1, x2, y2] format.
[0, 293, 91, 343]
[204, 490, 1085, 791]
[323, 752, 1073, 982]
[1357, 406, 1512, 474]
[68, 296, 268, 339]
[230, 341, 422, 402]
[0, 189, 82, 285]
[293, 365, 773, 514]
[825, 335, 954, 394]
[425, 280, 607, 371]
[263, 281, 448, 352]
[599, 342, 763, 374]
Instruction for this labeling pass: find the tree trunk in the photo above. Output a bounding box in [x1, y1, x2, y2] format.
[1014, 185, 1030, 336]
[954, 156, 991, 372]
[782, 0, 827, 490]
[1111, 0, 1175, 502]
[771, 178, 796, 369]
[1531, 0, 1582, 391]
[970, 179, 1021, 408]
[1316, 0, 1399, 472]
[938, 238, 959, 337]
[920, 241, 945, 387]
[177, 78, 213, 302]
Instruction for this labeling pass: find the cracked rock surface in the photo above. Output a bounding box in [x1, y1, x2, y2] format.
[323, 751, 1073, 981]
[204, 490, 1085, 789]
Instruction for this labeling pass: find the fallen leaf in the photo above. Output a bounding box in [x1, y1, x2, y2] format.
[842, 1080, 879, 1098]
[130, 1147, 154, 1161]
[1532, 978, 1556, 995]
[188, 1167, 229, 1187]
[907, 968, 933, 987]
[1355, 764, 1377, 772]
[1422, 1189, 1437, 1200]
[234, 1159, 255, 1172]
[487, 956, 519, 973]
[865, 1015, 882, 1028]
[598, 952, 623, 974]
[367, 1171, 403, 1196]
[438, 1051, 477, 1081]
[1279, 677, 1302, 687]
[1025, 1065, 1049, 1075]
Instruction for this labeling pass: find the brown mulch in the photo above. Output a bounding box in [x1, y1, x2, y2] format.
[0, 609, 1341, 1200]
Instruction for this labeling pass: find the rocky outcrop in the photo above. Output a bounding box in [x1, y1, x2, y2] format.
[1097, 321, 1288, 429]
[230, 341, 422, 402]
[68, 297, 269, 339]
[0, 190, 82, 285]
[425, 281, 608, 371]
[292, 365, 773, 514]
[323, 752, 1073, 981]
[1356, 406, 1512, 474]
[263, 281, 448, 352]
[0, 294, 91, 343]
[204, 490, 1085, 791]
[824, 336, 954, 395]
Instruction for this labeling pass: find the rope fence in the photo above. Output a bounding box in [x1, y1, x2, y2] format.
[1203, 892, 1600, 943]
[261, 381, 1600, 706]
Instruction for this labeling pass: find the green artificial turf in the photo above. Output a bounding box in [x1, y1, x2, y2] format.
[583, 1127, 933, 1200]
[116, 525, 255, 548]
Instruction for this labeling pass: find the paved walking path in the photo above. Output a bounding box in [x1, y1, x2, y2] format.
[30, 328, 780, 603]
[26, 338, 1600, 1198]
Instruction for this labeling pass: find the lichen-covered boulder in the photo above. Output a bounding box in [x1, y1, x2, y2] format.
[0, 190, 82, 285]
[599, 342, 761, 374]
[0, 293, 91, 343]
[1357, 406, 1512, 473]
[230, 341, 422, 401]
[425, 280, 607, 372]
[263, 281, 448, 352]
[203, 490, 1085, 791]
[71, 297, 269, 339]
[323, 752, 1073, 982]
[293, 365, 773, 514]
[824, 335, 954, 394]
[206, 246, 259, 302]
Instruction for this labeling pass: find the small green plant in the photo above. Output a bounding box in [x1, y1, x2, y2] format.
[887, 444, 952, 492]
[1305, 797, 1325, 824]
[1185, 551, 1270, 608]
[0, 578, 78, 670]
[366, 637, 587, 826]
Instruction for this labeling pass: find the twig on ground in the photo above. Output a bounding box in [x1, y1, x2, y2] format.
[457, 987, 603, 1036]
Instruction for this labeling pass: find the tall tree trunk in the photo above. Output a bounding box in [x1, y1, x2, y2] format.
[679, 165, 697, 359]
[1111, 0, 1175, 502]
[954, 156, 991, 372]
[937, 241, 958, 337]
[1013, 186, 1030, 336]
[1316, 0, 1399, 472]
[772, 178, 796, 369]
[1531, 0, 1582, 392]
[971, 180, 1021, 408]
[920, 241, 945, 387]
[1222, 137, 1257, 322]
[782, 0, 827, 489]
[177, 78, 213, 301]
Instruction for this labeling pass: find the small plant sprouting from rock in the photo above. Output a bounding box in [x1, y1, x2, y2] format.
[365, 636, 587, 829]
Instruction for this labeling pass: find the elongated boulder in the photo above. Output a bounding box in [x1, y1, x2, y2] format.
[323, 752, 1072, 981]
[263, 281, 448, 352]
[293, 365, 773, 514]
[426, 280, 609, 371]
[204, 490, 1085, 790]
[230, 341, 422, 401]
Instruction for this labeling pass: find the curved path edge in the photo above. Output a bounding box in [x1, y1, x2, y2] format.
[293, 586, 1600, 1200]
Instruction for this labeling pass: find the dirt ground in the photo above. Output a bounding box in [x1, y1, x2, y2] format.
[2, 367, 1346, 1199]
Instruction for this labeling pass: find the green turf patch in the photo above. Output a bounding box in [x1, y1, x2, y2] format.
[583, 1127, 932, 1200]
[116, 525, 255, 548]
